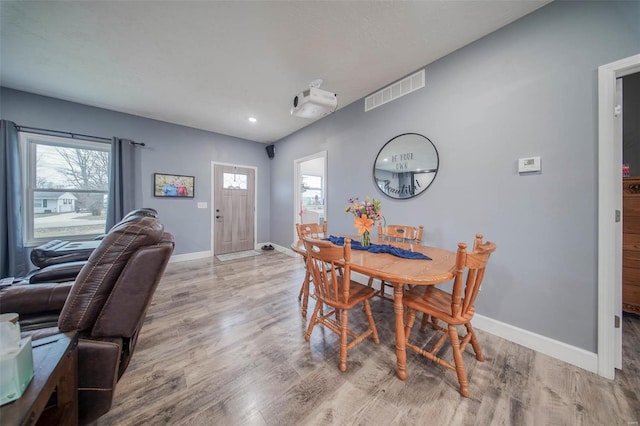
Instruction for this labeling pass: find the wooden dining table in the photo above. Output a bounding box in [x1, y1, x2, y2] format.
[291, 235, 456, 380]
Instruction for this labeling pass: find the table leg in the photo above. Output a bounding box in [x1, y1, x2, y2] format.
[393, 283, 407, 380]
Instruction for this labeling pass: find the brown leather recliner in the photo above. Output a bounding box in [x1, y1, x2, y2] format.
[17, 207, 160, 285]
[0, 215, 175, 424]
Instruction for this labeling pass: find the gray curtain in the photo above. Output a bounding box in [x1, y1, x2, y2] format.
[106, 138, 136, 230]
[0, 120, 28, 278]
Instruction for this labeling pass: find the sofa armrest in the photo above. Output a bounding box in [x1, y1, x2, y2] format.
[0, 282, 73, 315]
[22, 261, 86, 284]
[30, 239, 99, 268]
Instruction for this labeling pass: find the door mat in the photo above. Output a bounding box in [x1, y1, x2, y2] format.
[215, 250, 262, 262]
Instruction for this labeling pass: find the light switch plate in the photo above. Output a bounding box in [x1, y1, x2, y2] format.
[197, 202, 207, 209]
[518, 156, 541, 173]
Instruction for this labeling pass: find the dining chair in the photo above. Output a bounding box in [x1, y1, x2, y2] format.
[402, 234, 496, 397]
[302, 236, 379, 372]
[295, 222, 327, 317]
[368, 223, 424, 300]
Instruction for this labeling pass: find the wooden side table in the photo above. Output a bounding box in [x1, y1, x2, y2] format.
[0, 331, 79, 426]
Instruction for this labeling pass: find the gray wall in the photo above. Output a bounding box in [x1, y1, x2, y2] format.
[270, 1, 640, 352]
[0, 88, 272, 256]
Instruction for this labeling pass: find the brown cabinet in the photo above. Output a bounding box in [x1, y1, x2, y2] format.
[623, 177, 640, 314]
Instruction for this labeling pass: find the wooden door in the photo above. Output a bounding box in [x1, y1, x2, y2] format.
[214, 164, 255, 255]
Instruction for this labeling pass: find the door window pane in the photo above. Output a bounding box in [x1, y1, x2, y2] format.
[223, 173, 247, 190]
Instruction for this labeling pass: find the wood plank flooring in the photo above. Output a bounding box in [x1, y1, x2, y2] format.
[96, 251, 640, 425]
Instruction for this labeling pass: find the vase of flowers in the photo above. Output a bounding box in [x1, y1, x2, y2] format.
[345, 196, 382, 247]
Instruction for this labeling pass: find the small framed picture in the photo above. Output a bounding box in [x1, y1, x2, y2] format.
[154, 173, 194, 198]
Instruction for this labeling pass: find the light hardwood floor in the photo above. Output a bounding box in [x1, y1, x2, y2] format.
[97, 251, 640, 425]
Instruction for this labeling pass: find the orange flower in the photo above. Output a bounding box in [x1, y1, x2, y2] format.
[354, 215, 374, 235]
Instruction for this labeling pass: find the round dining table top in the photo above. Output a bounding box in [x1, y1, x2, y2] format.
[291, 235, 456, 286]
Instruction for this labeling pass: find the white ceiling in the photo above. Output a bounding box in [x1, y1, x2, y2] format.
[0, 1, 550, 144]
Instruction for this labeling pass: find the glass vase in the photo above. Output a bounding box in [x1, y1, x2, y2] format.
[361, 230, 370, 247]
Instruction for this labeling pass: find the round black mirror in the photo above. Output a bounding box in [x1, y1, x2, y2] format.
[373, 133, 439, 199]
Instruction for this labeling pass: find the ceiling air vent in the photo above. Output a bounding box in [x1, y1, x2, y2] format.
[364, 69, 425, 112]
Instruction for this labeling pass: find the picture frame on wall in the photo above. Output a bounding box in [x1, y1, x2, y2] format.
[154, 173, 195, 198]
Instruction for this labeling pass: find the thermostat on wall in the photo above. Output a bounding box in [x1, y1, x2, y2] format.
[518, 156, 541, 173]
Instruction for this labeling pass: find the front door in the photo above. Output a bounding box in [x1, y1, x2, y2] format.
[214, 164, 255, 255]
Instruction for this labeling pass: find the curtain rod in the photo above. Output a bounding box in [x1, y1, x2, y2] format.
[16, 125, 145, 146]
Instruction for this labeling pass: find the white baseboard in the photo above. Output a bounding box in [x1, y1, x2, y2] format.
[472, 314, 598, 374]
[353, 272, 598, 374]
[261, 242, 297, 257]
[171, 244, 297, 263]
[169, 250, 211, 263]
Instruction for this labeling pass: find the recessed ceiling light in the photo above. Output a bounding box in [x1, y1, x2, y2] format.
[248, 117, 257, 123]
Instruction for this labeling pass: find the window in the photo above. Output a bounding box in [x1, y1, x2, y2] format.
[20, 132, 112, 245]
[223, 172, 247, 190]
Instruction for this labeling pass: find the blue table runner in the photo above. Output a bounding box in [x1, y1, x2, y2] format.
[324, 235, 431, 260]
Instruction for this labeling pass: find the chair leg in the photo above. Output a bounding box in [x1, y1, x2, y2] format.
[448, 325, 470, 397]
[299, 270, 311, 318]
[419, 288, 437, 332]
[367, 276, 374, 288]
[419, 313, 429, 332]
[305, 302, 322, 341]
[297, 269, 308, 300]
[364, 277, 376, 312]
[368, 277, 391, 300]
[339, 309, 349, 372]
[403, 308, 417, 344]
[363, 300, 380, 344]
[465, 322, 484, 361]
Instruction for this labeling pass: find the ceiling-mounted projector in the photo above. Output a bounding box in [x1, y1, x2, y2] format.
[291, 87, 337, 119]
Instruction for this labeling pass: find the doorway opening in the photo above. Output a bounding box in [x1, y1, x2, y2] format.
[294, 151, 327, 242]
[598, 54, 640, 378]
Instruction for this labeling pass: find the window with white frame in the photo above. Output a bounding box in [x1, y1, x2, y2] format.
[20, 132, 112, 245]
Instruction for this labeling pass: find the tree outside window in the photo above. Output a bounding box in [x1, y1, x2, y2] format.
[21, 132, 112, 244]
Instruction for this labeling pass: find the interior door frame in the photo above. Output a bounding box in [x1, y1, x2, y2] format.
[211, 161, 258, 255]
[597, 53, 640, 379]
[293, 151, 327, 243]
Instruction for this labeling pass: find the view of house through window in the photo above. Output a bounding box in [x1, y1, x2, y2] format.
[20, 132, 112, 244]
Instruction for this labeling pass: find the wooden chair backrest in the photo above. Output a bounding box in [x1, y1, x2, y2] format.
[302, 236, 352, 305]
[296, 222, 328, 239]
[377, 224, 424, 244]
[450, 234, 496, 320]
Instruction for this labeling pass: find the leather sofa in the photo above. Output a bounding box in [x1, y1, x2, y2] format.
[16, 208, 159, 285]
[0, 213, 174, 424]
